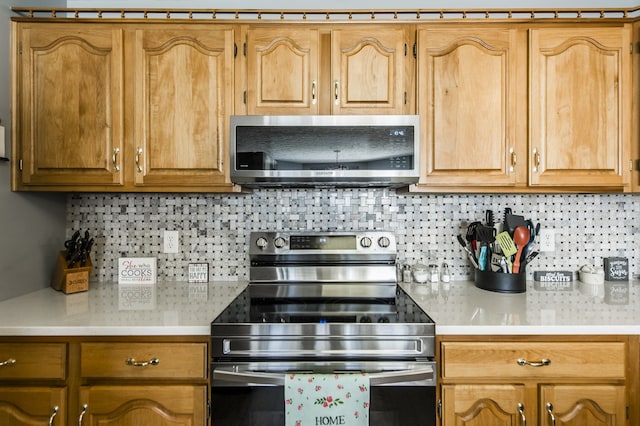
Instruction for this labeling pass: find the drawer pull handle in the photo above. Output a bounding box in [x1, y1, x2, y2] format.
[126, 357, 160, 367]
[0, 358, 16, 367]
[517, 358, 550, 367]
[546, 402, 556, 426]
[48, 406, 59, 426]
[517, 402, 526, 426]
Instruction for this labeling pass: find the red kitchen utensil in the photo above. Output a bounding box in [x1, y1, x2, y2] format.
[512, 226, 530, 274]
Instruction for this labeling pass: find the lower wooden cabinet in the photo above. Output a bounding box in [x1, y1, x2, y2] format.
[442, 383, 625, 426]
[1, 337, 209, 426]
[438, 337, 629, 426]
[0, 387, 66, 425]
[79, 385, 207, 426]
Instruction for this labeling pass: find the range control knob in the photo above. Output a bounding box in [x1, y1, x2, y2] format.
[378, 236, 391, 248]
[378, 316, 390, 323]
[359, 316, 372, 323]
[360, 237, 372, 248]
[274, 237, 287, 249]
[255, 237, 269, 250]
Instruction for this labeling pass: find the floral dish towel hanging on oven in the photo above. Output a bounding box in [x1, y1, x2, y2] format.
[285, 372, 370, 426]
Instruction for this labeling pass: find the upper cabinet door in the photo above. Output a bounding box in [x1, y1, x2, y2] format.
[331, 29, 407, 115]
[529, 27, 631, 188]
[416, 28, 523, 187]
[15, 24, 124, 187]
[245, 27, 319, 115]
[133, 27, 234, 188]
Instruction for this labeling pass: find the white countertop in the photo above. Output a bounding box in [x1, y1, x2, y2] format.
[0, 281, 246, 336]
[400, 279, 640, 335]
[0, 279, 638, 336]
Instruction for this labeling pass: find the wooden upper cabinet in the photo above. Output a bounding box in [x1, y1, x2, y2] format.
[133, 27, 234, 188]
[529, 26, 631, 188]
[416, 27, 524, 188]
[245, 27, 319, 115]
[244, 26, 408, 115]
[14, 23, 124, 188]
[331, 29, 406, 115]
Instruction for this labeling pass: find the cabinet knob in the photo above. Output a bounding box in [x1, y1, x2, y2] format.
[311, 80, 317, 105]
[334, 80, 340, 105]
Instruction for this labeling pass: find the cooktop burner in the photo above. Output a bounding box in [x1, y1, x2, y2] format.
[212, 284, 433, 325]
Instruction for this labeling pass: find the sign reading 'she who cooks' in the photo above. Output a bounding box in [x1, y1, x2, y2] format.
[118, 257, 157, 285]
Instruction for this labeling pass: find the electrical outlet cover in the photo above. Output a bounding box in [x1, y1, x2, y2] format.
[539, 228, 555, 252]
[163, 230, 179, 254]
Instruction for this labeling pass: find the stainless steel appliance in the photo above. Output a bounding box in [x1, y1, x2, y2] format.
[211, 231, 436, 425]
[230, 115, 420, 188]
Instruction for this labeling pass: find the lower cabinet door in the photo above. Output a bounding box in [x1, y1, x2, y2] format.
[0, 387, 66, 425]
[540, 384, 626, 426]
[441, 384, 528, 426]
[79, 385, 206, 426]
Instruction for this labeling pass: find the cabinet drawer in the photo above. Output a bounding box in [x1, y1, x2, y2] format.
[441, 341, 625, 380]
[80, 342, 207, 380]
[0, 343, 66, 380]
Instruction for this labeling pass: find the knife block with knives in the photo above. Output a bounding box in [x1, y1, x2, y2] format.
[51, 251, 92, 294]
[51, 230, 94, 294]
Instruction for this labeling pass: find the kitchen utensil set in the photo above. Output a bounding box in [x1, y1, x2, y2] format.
[460, 208, 540, 274]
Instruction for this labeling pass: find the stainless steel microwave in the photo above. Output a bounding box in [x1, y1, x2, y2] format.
[230, 115, 420, 188]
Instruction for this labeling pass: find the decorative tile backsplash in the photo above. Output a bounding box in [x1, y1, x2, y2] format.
[66, 190, 640, 283]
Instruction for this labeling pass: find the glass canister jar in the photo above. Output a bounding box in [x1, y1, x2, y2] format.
[412, 263, 429, 284]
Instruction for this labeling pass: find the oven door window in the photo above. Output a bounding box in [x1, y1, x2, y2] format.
[211, 386, 436, 426]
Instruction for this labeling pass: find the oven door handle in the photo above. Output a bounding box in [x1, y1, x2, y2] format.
[213, 365, 435, 387]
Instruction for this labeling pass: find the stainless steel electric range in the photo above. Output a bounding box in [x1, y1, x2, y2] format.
[211, 231, 437, 426]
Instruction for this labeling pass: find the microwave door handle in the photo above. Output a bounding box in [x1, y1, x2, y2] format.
[213, 366, 435, 387]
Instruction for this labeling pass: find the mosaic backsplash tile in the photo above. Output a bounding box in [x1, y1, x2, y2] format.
[66, 190, 640, 283]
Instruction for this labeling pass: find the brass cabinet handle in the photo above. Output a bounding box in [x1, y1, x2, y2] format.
[135, 147, 143, 172]
[533, 148, 541, 173]
[78, 404, 88, 426]
[0, 358, 16, 367]
[126, 357, 160, 367]
[517, 358, 550, 367]
[311, 80, 317, 105]
[509, 147, 517, 172]
[546, 402, 556, 426]
[517, 402, 526, 426]
[48, 406, 59, 426]
[334, 80, 339, 105]
[112, 147, 120, 172]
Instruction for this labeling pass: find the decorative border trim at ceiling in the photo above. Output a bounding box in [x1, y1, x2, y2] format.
[10, 7, 640, 21]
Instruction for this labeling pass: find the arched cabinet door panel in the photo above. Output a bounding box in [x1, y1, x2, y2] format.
[529, 26, 631, 189]
[15, 24, 124, 187]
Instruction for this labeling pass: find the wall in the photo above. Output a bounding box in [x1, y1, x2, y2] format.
[0, 0, 67, 301]
[68, 191, 640, 283]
